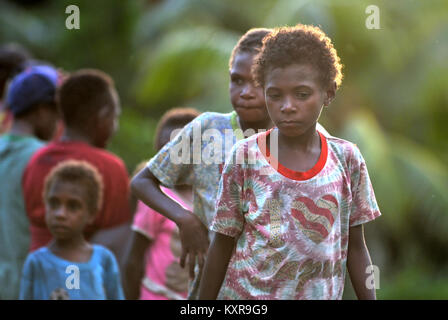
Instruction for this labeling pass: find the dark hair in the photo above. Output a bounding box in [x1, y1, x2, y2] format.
[253, 24, 343, 90]
[154, 107, 200, 151]
[0, 44, 31, 96]
[57, 69, 116, 128]
[43, 160, 104, 215]
[229, 28, 272, 70]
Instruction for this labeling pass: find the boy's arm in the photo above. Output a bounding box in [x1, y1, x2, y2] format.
[347, 224, 377, 300]
[130, 167, 209, 278]
[198, 232, 235, 300]
[123, 232, 151, 300]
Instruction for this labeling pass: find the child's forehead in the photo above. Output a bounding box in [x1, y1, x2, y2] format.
[47, 178, 87, 199]
[266, 63, 321, 86]
[231, 51, 256, 71]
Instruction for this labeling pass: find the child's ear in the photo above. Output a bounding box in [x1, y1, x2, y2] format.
[324, 82, 337, 107]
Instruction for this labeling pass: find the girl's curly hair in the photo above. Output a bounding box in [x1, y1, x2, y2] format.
[253, 24, 343, 90]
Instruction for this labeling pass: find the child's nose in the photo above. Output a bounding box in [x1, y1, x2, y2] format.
[281, 96, 297, 113]
[53, 206, 67, 219]
[240, 83, 255, 99]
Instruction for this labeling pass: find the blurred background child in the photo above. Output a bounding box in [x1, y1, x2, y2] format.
[125, 107, 200, 300]
[0, 43, 31, 135]
[0, 64, 59, 299]
[19, 160, 124, 300]
[22, 69, 132, 270]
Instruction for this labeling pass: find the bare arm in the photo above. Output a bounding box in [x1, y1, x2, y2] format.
[130, 167, 209, 278]
[198, 232, 235, 300]
[123, 231, 151, 300]
[347, 224, 377, 300]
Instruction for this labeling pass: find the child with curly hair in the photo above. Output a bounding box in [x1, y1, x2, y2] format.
[199, 24, 381, 300]
[20, 160, 124, 300]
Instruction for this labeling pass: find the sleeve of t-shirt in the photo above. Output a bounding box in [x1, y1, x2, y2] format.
[131, 200, 163, 241]
[210, 142, 246, 238]
[19, 254, 35, 300]
[146, 116, 201, 188]
[349, 146, 381, 227]
[102, 248, 125, 300]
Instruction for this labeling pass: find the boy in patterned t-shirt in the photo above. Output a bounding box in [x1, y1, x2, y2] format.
[199, 24, 381, 300]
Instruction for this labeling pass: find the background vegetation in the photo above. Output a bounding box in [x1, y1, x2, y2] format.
[1, 0, 447, 299]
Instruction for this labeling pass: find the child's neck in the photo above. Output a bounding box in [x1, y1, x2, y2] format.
[278, 125, 319, 151]
[271, 125, 322, 173]
[60, 127, 94, 146]
[48, 236, 92, 263]
[8, 119, 35, 137]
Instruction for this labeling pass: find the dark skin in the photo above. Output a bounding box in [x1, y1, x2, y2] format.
[199, 63, 376, 300]
[124, 184, 193, 299]
[125, 125, 193, 299]
[8, 102, 59, 141]
[130, 51, 274, 280]
[45, 180, 95, 263]
[59, 88, 131, 263]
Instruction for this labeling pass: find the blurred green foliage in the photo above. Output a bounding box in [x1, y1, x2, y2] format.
[1, 0, 447, 299]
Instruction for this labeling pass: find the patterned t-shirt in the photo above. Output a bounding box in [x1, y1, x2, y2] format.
[211, 128, 381, 300]
[147, 111, 244, 230]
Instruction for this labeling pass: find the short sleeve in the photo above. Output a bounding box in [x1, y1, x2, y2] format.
[147, 117, 200, 188]
[103, 249, 125, 300]
[19, 254, 35, 300]
[349, 147, 381, 227]
[210, 143, 246, 238]
[131, 200, 163, 240]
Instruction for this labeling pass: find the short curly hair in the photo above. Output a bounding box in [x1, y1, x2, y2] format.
[253, 24, 343, 90]
[229, 28, 272, 70]
[43, 160, 104, 216]
[154, 107, 201, 151]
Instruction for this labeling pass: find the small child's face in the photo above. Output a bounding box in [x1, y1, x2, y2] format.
[45, 179, 94, 241]
[229, 52, 270, 124]
[264, 63, 333, 137]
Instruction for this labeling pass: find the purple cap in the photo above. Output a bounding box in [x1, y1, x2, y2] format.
[6, 65, 58, 115]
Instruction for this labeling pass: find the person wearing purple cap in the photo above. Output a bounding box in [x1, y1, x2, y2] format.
[0, 65, 60, 299]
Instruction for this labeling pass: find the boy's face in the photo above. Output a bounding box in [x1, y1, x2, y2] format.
[45, 179, 94, 241]
[264, 63, 334, 137]
[229, 52, 269, 124]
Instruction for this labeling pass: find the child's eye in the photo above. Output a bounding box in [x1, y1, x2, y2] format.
[232, 77, 244, 85]
[47, 198, 60, 210]
[67, 200, 81, 211]
[296, 92, 310, 99]
[267, 93, 281, 100]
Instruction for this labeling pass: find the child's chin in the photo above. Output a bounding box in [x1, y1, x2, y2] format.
[235, 107, 269, 123]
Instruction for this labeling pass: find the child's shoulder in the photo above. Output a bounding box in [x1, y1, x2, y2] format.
[91, 244, 117, 263]
[193, 111, 234, 130]
[325, 135, 365, 165]
[24, 247, 50, 264]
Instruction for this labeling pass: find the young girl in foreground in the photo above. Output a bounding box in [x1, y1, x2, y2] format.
[20, 160, 124, 299]
[199, 24, 381, 300]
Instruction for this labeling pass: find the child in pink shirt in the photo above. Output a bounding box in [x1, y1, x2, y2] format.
[125, 108, 200, 300]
